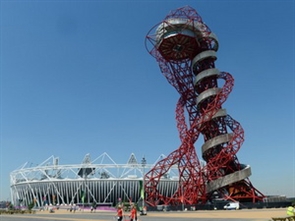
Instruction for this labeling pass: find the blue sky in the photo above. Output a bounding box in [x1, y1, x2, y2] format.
[0, 0, 294, 201]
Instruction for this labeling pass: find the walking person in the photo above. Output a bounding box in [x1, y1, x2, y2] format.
[117, 205, 123, 221]
[287, 203, 295, 216]
[129, 204, 137, 221]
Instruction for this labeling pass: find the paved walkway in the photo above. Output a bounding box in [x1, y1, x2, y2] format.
[0, 208, 287, 221]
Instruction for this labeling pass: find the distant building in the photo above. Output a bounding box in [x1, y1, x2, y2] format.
[10, 153, 179, 207]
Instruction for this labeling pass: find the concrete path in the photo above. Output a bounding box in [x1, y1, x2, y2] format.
[0, 208, 287, 221]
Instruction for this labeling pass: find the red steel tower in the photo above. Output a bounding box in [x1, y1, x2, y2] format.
[145, 6, 264, 206]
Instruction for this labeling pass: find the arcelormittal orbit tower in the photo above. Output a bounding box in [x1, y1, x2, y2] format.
[145, 6, 264, 206]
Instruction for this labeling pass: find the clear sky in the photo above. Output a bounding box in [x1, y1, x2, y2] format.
[0, 0, 294, 201]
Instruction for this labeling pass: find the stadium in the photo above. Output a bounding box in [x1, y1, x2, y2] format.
[10, 153, 179, 208]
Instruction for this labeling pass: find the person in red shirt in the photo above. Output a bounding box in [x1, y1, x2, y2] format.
[129, 204, 137, 221]
[117, 205, 123, 221]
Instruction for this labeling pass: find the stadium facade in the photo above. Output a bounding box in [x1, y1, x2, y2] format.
[10, 153, 180, 207]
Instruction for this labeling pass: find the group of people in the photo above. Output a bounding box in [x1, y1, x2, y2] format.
[117, 204, 137, 221]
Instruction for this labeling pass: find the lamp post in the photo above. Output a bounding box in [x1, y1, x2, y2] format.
[181, 179, 184, 211]
[83, 172, 86, 212]
[141, 157, 147, 214]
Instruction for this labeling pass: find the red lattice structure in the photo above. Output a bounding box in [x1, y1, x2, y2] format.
[144, 6, 264, 206]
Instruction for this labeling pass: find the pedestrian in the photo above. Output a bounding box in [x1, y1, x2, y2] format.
[287, 203, 295, 216]
[129, 204, 137, 221]
[117, 205, 123, 221]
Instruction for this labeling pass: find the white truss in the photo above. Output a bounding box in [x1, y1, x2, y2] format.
[10, 153, 179, 207]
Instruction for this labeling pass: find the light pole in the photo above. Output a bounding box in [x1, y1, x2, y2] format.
[141, 157, 147, 214]
[181, 179, 184, 211]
